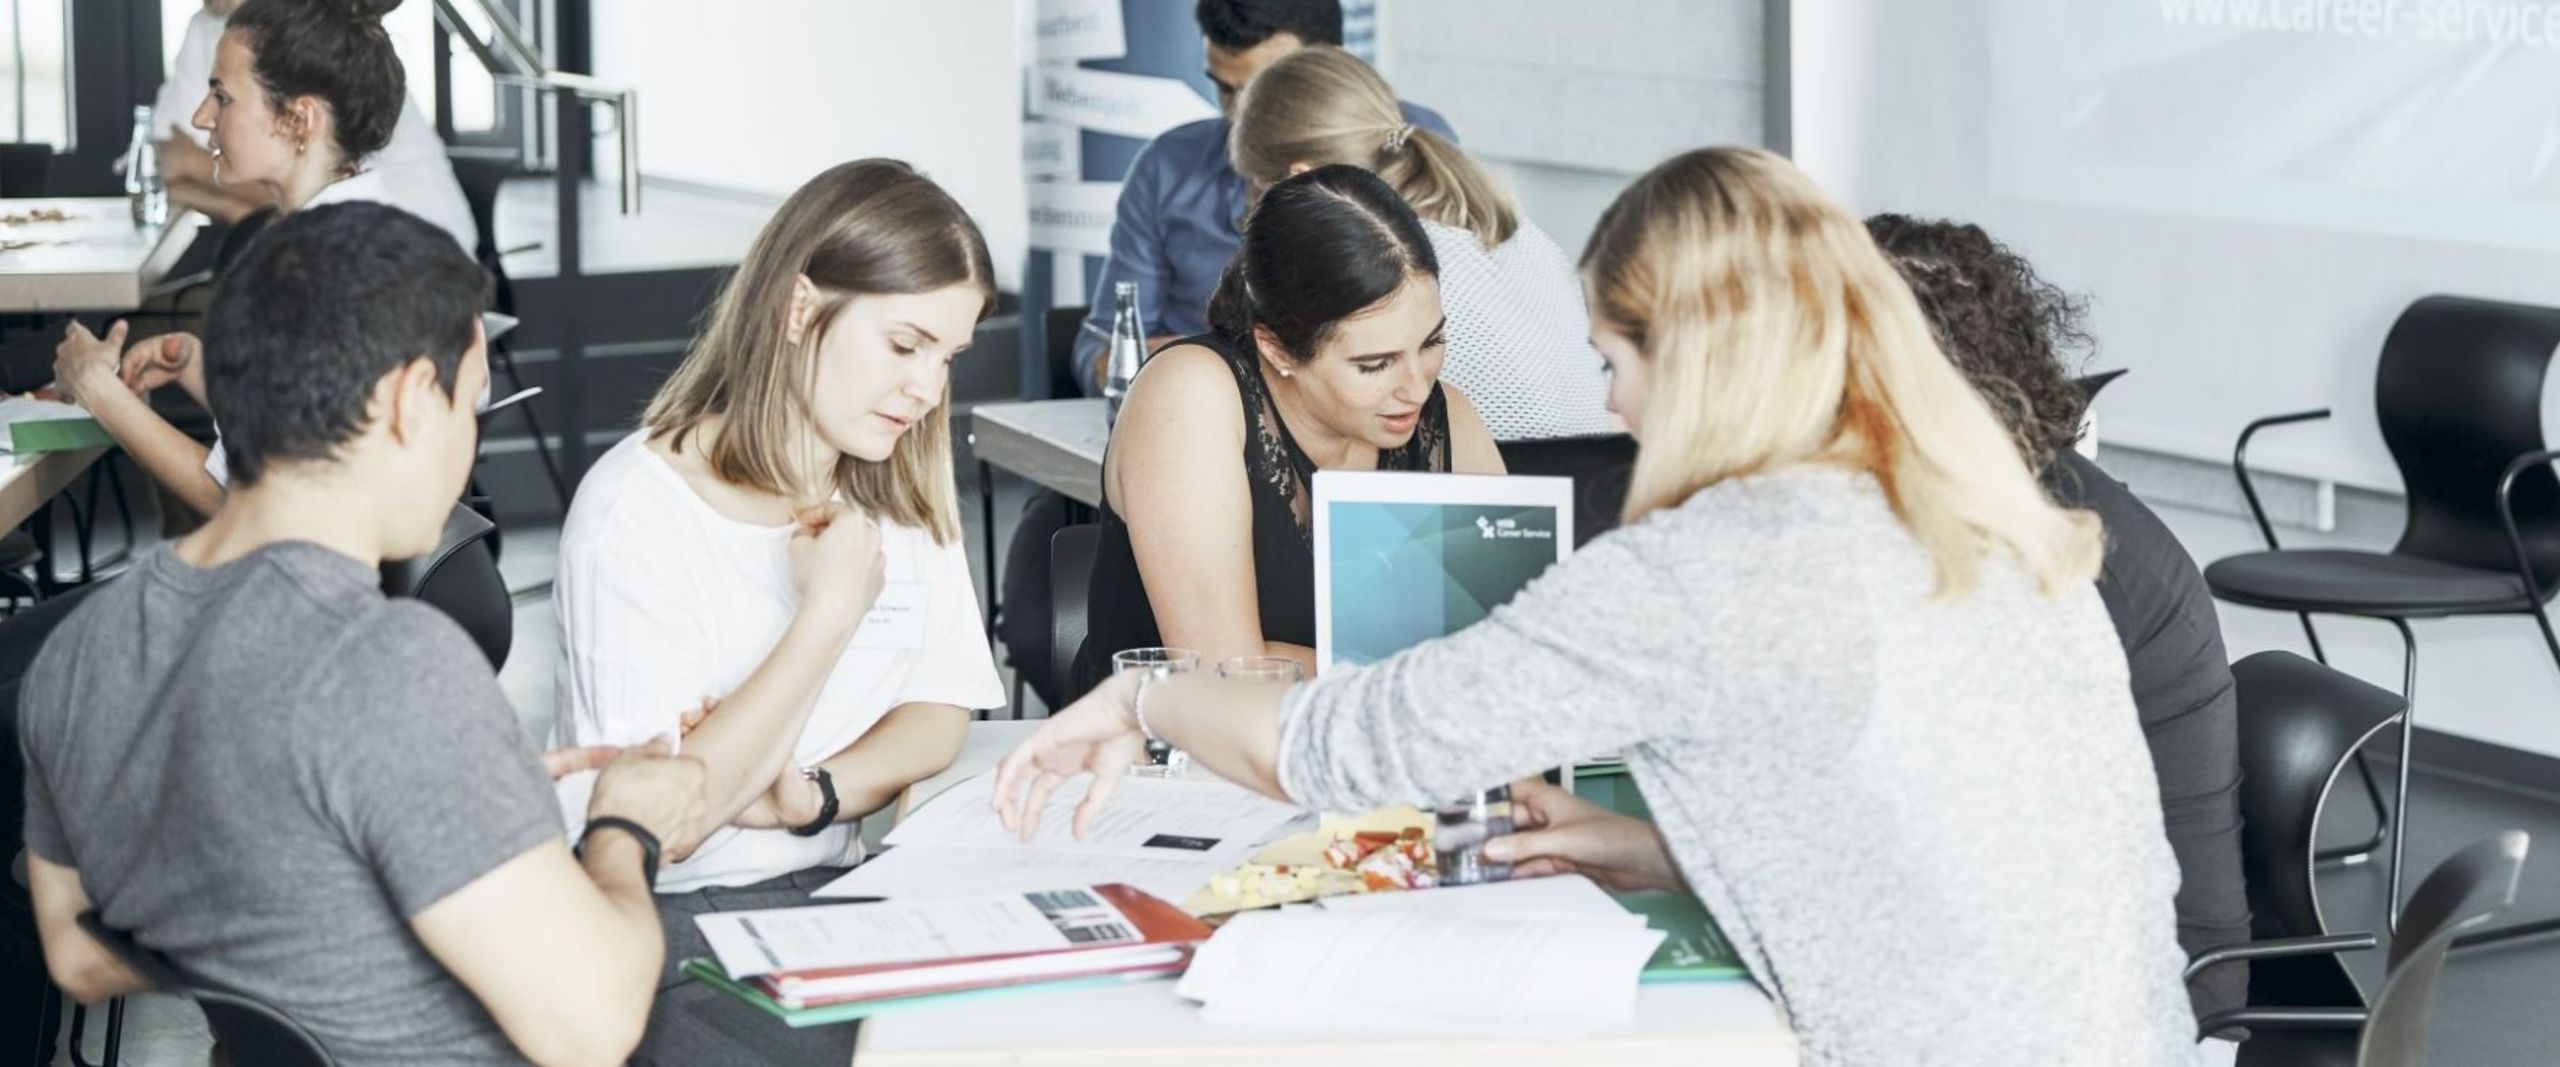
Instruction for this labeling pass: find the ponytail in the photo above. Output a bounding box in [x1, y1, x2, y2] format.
[1378, 127, 1518, 248]
[1206, 258, 1257, 349]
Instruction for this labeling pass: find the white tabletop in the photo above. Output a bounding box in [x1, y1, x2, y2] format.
[862, 720, 1798, 1067]
[0, 198, 206, 313]
[969, 399, 1107, 507]
[0, 447, 103, 533]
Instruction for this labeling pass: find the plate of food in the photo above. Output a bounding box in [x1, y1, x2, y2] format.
[1185, 807, 1440, 915]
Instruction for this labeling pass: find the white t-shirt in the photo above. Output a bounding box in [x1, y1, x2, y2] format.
[550, 432, 1005, 893]
[155, 8, 478, 254]
[1422, 218, 1615, 441]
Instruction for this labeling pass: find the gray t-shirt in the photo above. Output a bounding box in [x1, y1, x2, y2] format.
[19, 542, 558, 1066]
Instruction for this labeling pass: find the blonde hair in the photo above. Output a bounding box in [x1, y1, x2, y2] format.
[1230, 46, 1518, 248]
[644, 159, 995, 544]
[1581, 147, 2101, 599]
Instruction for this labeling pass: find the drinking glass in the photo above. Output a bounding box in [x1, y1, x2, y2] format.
[1112, 647, 1199, 777]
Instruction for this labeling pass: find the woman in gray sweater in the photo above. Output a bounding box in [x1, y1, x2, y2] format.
[993, 147, 2201, 1065]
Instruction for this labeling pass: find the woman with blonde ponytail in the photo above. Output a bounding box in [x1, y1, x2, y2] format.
[997, 147, 2203, 1065]
[1231, 46, 1612, 439]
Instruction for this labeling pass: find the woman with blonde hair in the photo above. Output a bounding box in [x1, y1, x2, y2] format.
[994, 147, 2202, 1063]
[1231, 46, 1611, 439]
[550, 160, 1005, 1008]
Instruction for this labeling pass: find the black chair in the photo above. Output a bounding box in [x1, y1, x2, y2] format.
[1044, 305, 1091, 401]
[74, 912, 338, 1067]
[2199, 831, 2528, 1067]
[1494, 434, 1638, 548]
[0, 143, 51, 196]
[1050, 523, 1101, 709]
[382, 504, 512, 671]
[2203, 295, 2560, 932]
[447, 153, 567, 511]
[994, 491, 1076, 715]
[2184, 650, 2407, 1038]
[2074, 368, 2129, 402]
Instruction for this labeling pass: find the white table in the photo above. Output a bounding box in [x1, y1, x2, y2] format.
[969, 399, 1106, 507]
[0, 447, 103, 533]
[0, 199, 207, 313]
[855, 722, 1800, 1067]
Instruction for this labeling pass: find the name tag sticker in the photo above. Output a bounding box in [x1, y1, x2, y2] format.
[852, 581, 930, 650]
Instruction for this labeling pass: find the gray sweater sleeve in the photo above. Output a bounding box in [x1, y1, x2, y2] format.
[1275, 513, 1718, 811]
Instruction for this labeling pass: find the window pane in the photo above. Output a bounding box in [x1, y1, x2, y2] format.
[3, 0, 74, 148]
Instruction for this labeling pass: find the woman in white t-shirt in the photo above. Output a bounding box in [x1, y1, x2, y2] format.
[550, 160, 1005, 989]
[1229, 46, 1613, 441]
[51, 0, 446, 518]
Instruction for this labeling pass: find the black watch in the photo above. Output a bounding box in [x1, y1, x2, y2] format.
[789, 766, 840, 837]
[577, 816, 661, 885]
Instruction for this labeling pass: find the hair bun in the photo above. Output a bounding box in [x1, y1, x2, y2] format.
[338, 0, 401, 20]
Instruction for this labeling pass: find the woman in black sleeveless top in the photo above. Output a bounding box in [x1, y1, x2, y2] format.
[1074, 166, 1504, 694]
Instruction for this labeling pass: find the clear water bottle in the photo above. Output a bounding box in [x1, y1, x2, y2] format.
[1102, 281, 1146, 428]
[123, 106, 167, 229]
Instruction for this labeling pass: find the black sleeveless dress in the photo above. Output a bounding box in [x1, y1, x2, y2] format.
[1072, 333, 1452, 694]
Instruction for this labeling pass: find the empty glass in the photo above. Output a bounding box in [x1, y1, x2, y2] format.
[1113, 647, 1199, 777]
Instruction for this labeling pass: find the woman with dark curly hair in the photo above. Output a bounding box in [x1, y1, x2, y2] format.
[1869, 213, 2247, 1063]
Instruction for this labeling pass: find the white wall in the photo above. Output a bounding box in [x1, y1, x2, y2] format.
[1378, 0, 1766, 254]
[1789, 0, 2560, 494]
[1795, 0, 2560, 758]
[589, 0, 1027, 289]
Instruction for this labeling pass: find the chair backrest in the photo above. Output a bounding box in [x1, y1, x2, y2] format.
[2072, 368, 2128, 402]
[0, 143, 52, 196]
[1044, 305, 1090, 401]
[2376, 295, 2560, 587]
[997, 490, 1074, 709]
[2229, 650, 2407, 1008]
[76, 912, 338, 1067]
[2355, 831, 2528, 1067]
[1492, 434, 1639, 547]
[380, 504, 512, 669]
[1050, 523, 1101, 706]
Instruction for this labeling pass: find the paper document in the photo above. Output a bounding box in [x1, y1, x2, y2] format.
[697, 886, 1151, 980]
[813, 840, 1243, 904]
[0, 396, 89, 453]
[1318, 873, 1640, 924]
[1177, 909, 1663, 1037]
[887, 772, 1308, 860]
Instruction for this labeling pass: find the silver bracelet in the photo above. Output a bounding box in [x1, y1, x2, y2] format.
[1131, 674, 1165, 746]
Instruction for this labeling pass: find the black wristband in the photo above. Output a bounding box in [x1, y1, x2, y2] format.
[578, 816, 661, 885]
[789, 766, 840, 837]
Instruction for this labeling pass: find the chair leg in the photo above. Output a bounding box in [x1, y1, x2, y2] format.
[492, 340, 570, 511]
[2384, 618, 2416, 934]
[2298, 611, 2329, 664]
[2316, 753, 2392, 864]
[979, 459, 999, 641]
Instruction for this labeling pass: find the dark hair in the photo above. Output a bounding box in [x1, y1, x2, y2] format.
[1865, 213, 2094, 473]
[226, 0, 406, 166]
[205, 202, 488, 486]
[1196, 0, 1344, 51]
[1206, 163, 1437, 363]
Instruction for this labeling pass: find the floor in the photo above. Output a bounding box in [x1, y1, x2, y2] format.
[39, 461, 2560, 1065]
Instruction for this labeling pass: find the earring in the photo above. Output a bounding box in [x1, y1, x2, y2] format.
[295, 138, 307, 156]
[1279, 368, 1293, 378]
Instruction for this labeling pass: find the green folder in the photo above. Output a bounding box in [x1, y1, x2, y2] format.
[1616, 889, 1749, 982]
[9, 418, 111, 455]
[679, 957, 1176, 1028]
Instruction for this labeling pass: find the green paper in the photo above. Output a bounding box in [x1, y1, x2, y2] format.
[1616, 890, 1749, 982]
[9, 418, 111, 455]
[678, 957, 1174, 1028]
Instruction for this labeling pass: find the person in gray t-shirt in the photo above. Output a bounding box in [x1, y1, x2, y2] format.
[19, 202, 708, 1066]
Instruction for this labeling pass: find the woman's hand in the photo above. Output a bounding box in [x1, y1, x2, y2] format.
[787, 503, 887, 628]
[119, 332, 203, 399]
[51, 321, 129, 406]
[990, 671, 1149, 840]
[1482, 779, 1686, 894]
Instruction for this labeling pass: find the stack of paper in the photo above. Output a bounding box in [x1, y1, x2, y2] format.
[815, 773, 1311, 904]
[1177, 878, 1665, 1037]
[1320, 874, 1748, 983]
[695, 884, 1210, 1012]
[0, 396, 104, 454]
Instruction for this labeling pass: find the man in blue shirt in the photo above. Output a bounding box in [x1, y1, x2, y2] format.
[1071, 0, 1455, 393]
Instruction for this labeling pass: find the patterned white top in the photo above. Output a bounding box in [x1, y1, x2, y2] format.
[1423, 218, 1616, 441]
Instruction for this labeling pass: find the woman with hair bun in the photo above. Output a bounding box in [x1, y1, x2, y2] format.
[55, 0, 472, 520]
